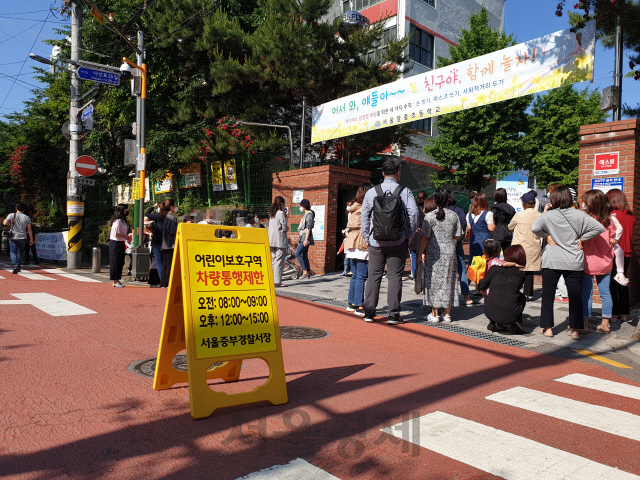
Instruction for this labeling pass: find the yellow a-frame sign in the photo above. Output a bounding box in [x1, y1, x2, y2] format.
[153, 224, 288, 419]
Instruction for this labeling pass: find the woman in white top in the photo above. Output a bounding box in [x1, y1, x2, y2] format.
[109, 204, 129, 287]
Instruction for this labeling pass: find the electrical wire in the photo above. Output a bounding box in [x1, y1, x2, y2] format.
[0, 10, 51, 15]
[0, 19, 48, 46]
[0, 71, 43, 90]
[0, 9, 50, 110]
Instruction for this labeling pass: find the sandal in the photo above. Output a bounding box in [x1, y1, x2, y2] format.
[569, 330, 581, 340]
[596, 325, 611, 334]
[541, 328, 554, 337]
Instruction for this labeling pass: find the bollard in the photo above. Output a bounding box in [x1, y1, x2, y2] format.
[91, 247, 101, 273]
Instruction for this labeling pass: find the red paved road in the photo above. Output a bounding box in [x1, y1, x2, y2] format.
[1, 270, 639, 479]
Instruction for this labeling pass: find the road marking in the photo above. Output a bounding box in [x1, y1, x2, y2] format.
[572, 349, 633, 369]
[556, 373, 640, 400]
[0, 293, 96, 316]
[4, 269, 56, 280]
[235, 458, 341, 479]
[487, 386, 640, 441]
[386, 411, 640, 479]
[42, 270, 102, 282]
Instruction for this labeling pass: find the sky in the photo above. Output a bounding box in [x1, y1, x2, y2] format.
[0, 0, 638, 121]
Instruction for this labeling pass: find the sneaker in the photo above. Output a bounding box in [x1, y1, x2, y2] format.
[113, 282, 125, 288]
[354, 310, 365, 317]
[12, 267, 19, 274]
[442, 315, 452, 323]
[387, 317, 404, 325]
[346, 304, 356, 312]
[340, 272, 348, 276]
[425, 314, 441, 323]
[299, 272, 309, 279]
[364, 317, 374, 323]
[382, 274, 388, 279]
[346, 272, 353, 277]
[614, 272, 630, 286]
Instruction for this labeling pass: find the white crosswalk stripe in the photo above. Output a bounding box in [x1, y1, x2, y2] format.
[235, 458, 341, 479]
[556, 373, 640, 401]
[42, 270, 102, 282]
[4, 268, 56, 280]
[385, 411, 640, 479]
[487, 386, 640, 442]
[0, 293, 96, 316]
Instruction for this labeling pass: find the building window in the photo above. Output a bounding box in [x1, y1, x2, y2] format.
[363, 26, 397, 64]
[422, 0, 435, 7]
[409, 26, 434, 69]
[412, 117, 432, 135]
[343, 0, 385, 12]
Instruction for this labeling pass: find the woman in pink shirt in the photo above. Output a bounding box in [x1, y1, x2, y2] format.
[581, 190, 617, 333]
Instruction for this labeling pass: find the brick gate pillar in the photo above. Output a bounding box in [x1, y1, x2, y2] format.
[272, 166, 372, 275]
[578, 119, 640, 304]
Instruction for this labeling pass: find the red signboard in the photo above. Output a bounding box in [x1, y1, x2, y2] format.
[75, 155, 97, 177]
[594, 152, 619, 176]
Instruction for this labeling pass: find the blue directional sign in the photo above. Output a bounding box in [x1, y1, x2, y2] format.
[81, 105, 93, 122]
[77, 67, 119, 86]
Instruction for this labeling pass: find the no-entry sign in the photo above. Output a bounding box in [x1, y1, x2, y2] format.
[594, 152, 619, 176]
[75, 155, 97, 177]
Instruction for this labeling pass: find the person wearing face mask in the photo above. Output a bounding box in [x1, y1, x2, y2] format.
[109, 204, 129, 287]
[160, 199, 179, 288]
[145, 202, 166, 280]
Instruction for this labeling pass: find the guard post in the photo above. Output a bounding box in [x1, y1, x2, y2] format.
[153, 224, 288, 419]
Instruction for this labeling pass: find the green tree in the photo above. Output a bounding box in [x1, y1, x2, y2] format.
[423, 6, 531, 191]
[525, 85, 607, 188]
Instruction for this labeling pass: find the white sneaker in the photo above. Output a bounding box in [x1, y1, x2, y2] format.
[442, 315, 452, 323]
[425, 314, 441, 323]
[113, 282, 125, 288]
[614, 273, 630, 286]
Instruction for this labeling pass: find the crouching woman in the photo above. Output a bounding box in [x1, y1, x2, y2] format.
[478, 245, 528, 335]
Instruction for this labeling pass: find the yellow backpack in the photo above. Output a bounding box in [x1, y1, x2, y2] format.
[467, 254, 487, 284]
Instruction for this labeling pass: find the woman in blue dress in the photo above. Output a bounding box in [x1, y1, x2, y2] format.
[466, 193, 495, 295]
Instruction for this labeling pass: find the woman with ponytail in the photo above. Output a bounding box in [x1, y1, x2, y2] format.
[417, 188, 463, 323]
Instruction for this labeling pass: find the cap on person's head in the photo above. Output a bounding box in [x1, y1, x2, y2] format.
[521, 192, 536, 204]
[528, 190, 537, 198]
[299, 199, 311, 209]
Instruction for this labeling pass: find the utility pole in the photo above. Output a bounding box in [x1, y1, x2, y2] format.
[137, 31, 146, 247]
[300, 97, 306, 166]
[67, 0, 83, 269]
[613, 1, 624, 122]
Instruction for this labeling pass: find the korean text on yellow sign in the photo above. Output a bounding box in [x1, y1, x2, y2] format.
[189, 241, 276, 359]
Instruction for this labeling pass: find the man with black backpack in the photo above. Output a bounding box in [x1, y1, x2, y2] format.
[360, 159, 418, 324]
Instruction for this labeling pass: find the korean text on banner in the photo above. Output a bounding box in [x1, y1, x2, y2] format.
[67, 201, 84, 216]
[131, 178, 140, 200]
[211, 161, 224, 191]
[224, 158, 238, 191]
[311, 21, 595, 143]
[496, 171, 530, 213]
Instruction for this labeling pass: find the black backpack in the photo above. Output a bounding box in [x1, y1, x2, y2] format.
[371, 184, 406, 241]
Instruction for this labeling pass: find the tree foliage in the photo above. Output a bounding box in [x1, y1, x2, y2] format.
[423, 6, 531, 191]
[525, 86, 607, 189]
[556, 0, 640, 115]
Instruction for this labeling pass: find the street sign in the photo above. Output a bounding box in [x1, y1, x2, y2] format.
[74, 176, 95, 187]
[77, 67, 120, 86]
[75, 155, 97, 177]
[81, 105, 93, 122]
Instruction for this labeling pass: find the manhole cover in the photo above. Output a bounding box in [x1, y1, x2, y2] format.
[280, 326, 330, 340]
[127, 354, 225, 378]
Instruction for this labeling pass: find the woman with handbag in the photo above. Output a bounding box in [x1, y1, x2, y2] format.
[532, 186, 604, 339]
[268, 196, 288, 287]
[296, 199, 315, 279]
[466, 193, 495, 295]
[344, 184, 371, 316]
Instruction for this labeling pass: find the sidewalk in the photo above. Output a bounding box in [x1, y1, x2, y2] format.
[276, 272, 640, 362]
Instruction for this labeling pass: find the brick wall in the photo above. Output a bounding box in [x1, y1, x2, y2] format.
[272, 166, 372, 274]
[578, 119, 640, 305]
